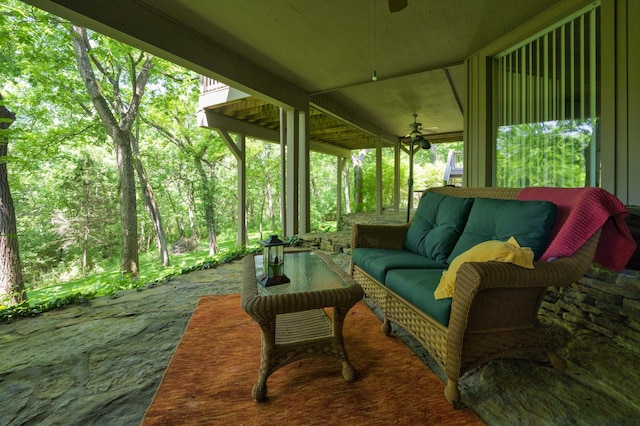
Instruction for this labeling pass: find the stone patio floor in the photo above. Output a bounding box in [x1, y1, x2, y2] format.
[1, 210, 639, 425]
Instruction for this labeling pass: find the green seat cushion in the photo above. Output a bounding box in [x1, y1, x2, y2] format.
[448, 197, 558, 263]
[404, 192, 475, 264]
[385, 269, 452, 326]
[352, 248, 447, 283]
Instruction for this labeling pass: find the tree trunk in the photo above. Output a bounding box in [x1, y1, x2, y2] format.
[267, 177, 275, 231]
[81, 228, 88, 277]
[343, 162, 351, 214]
[195, 162, 219, 256]
[187, 183, 198, 241]
[131, 131, 170, 266]
[81, 178, 90, 277]
[176, 217, 185, 239]
[114, 129, 140, 276]
[71, 25, 153, 277]
[352, 150, 368, 213]
[0, 94, 27, 305]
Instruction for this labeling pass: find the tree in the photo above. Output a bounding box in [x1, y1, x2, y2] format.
[309, 151, 338, 230]
[245, 140, 280, 235]
[2, 1, 311, 294]
[144, 118, 224, 256]
[70, 25, 155, 277]
[0, 93, 26, 305]
[142, 68, 230, 256]
[49, 151, 118, 277]
[496, 121, 590, 188]
[351, 149, 369, 213]
[132, 128, 169, 266]
[343, 161, 352, 215]
[1, 2, 120, 284]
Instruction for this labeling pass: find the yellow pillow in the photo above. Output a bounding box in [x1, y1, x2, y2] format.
[434, 237, 534, 300]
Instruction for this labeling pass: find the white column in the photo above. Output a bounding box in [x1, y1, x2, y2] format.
[298, 109, 310, 234]
[337, 157, 345, 229]
[285, 109, 299, 237]
[237, 133, 247, 248]
[279, 108, 287, 237]
[394, 140, 401, 210]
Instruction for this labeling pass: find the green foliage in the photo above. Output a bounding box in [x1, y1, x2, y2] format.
[360, 148, 396, 211]
[1, 1, 466, 317]
[0, 243, 256, 322]
[355, 141, 464, 212]
[0, 292, 95, 322]
[310, 151, 338, 227]
[496, 120, 592, 187]
[244, 139, 282, 234]
[285, 235, 301, 247]
[414, 142, 464, 189]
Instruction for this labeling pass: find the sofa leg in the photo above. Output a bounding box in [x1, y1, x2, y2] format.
[381, 319, 392, 335]
[444, 379, 463, 408]
[548, 351, 567, 372]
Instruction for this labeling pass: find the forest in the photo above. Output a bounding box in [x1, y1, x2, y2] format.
[0, 1, 462, 314]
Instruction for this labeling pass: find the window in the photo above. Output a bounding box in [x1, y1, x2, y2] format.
[494, 2, 600, 188]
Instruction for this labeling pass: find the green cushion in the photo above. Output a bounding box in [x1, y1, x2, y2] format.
[352, 248, 447, 283]
[447, 197, 558, 263]
[385, 269, 452, 326]
[403, 192, 475, 264]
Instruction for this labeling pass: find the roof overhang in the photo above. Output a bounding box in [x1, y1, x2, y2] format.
[22, 0, 562, 150]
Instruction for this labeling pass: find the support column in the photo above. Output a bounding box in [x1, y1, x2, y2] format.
[394, 140, 401, 210]
[337, 157, 345, 229]
[237, 133, 247, 248]
[298, 109, 310, 234]
[281, 107, 310, 237]
[285, 109, 299, 237]
[376, 135, 383, 214]
[279, 108, 287, 237]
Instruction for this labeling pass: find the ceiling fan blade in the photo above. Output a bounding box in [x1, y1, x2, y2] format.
[388, 0, 408, 13]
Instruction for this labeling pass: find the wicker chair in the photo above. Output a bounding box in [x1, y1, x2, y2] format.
[349, 186, 601, 407]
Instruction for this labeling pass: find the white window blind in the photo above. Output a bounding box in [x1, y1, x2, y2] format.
[494, 2, 600, 188]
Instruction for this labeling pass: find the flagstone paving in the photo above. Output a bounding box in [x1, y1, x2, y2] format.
[1, 247, 639, 425]
[0, 261, 244, 426]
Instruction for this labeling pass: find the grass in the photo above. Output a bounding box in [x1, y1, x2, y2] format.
[0, 237, 263, 322]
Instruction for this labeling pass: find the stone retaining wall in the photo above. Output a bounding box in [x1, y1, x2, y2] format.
[299, 210, 407, 254]
[541, 266, 640, 351]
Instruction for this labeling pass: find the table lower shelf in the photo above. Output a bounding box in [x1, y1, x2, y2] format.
[275, 309, 333, 345]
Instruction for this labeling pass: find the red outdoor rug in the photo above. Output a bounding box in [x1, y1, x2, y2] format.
[142, 294, 483, 425]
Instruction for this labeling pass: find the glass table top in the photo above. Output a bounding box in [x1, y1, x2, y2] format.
[254, 251, 347, 296]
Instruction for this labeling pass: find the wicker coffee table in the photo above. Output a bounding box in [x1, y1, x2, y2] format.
[241, 250, 364, 402]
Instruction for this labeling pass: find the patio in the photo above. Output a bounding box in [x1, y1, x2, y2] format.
[4, 1, 639, 423]
[1, 246, 638, 425]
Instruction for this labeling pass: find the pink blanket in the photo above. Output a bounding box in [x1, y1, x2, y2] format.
[518, 187, 636, 272]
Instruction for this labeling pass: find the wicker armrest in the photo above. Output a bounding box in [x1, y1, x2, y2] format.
[455, 230, 600, 294]
[447, 231, 600, 336]
[455, 258, 584, 293]
[350, 223, 410, 250]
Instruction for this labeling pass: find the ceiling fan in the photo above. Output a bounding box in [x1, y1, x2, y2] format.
[388, 0, 408, 13]
[407, 114, 432, 149]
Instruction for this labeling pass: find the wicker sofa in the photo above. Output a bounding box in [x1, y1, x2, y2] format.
[349, 186, 603, 408]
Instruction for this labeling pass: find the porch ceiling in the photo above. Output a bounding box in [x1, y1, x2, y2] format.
[203, 98, 381, 152]
[24, 0, 561, 150]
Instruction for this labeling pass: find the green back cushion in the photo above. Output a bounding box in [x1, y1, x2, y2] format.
[404, 192, 475, 264]
[447, 197, 558, 263]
